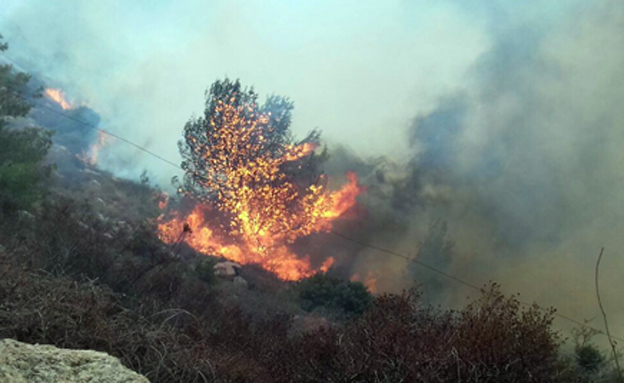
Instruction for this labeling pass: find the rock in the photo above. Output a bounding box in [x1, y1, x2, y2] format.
[232, 275, 248, 288]
[0, 339, 149, 383]
[77, 221, 91, 231]
[17, 210, 35, 223]
[293, 315, 331, 333]
[213, 261, 242, 278]
[82, 168, 100, 177]
[112, 221, 131, 234]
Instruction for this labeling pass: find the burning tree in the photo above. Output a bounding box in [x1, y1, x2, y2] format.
[175, 78, 326, 204]
[160, 79, 361, 280]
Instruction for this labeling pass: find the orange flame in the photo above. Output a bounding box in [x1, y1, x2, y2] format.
[157, 192, 170, 210]
[352, 271, 379, 293]
[77, 131, 114, 166]
[283, 142, 318, 162]
[158, 100, 362, 280]
[159, 176, 359, 280]
[44, 88, 73, 110]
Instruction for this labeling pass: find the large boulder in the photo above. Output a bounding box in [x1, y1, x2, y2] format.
[213, 261, 242, 278]
[0, 339, 149, 383]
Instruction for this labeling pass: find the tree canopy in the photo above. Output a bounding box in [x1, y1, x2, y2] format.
[0, 34, 53, 214]
[0, 34, 34, 121]
[175, 78, 327, 202]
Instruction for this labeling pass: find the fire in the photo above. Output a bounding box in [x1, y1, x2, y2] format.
[159, 175, 359, 280]
[44, 88, 73, 110]
[352, 272, 379, 293]
[157, 192, 170, 210]
[158, 98, 362, 280]
[77, 131, 114, 165]
[283, 142, 318, 161]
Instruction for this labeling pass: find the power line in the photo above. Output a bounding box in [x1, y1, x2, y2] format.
[8, 88, 623, 343]
[8, 89, 183, 170]
[332, 230, 624, 343]
[331, 230, 482, 291]
[41, 103, 182, 169]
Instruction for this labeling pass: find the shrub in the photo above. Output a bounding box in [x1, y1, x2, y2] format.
[0, 253, 225, 383]
[297, 273, 373, 319]
[0, 34, 52, 215]
[576, 344, 604, 373]
[194, 256, 218, 286]
[271, 284, 583, 383]
[0, 126, 53, 214]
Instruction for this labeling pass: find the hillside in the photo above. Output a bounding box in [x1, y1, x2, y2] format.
[0, 97, 617, 383]
[1, 33, 622, 383]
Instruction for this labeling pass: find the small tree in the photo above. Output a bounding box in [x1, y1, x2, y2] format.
[0, 34, 53, 214]
[410, 219, 455, 298]
[0, 34, 34, 119]
[175, 78, 326, 202]
[172, 78, 335, 259]
[297, 273, 373, 319]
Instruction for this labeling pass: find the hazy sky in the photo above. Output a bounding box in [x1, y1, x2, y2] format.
[0, 0, 492, 183]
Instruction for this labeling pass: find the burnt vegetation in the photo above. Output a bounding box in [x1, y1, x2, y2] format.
[1, 34, 623, 382]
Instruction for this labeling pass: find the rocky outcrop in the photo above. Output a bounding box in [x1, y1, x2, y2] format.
[0, 339, 149, 383]
[214, 261, 242, 278]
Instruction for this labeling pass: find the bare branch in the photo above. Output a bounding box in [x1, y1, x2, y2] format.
[595, 247, 622, 380]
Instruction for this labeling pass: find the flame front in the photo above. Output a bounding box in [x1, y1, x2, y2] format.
[77, 131, 114, 165]
[352, 272, 379, 293]
[158, 100, 362, 280]
[44, 88, 73, 110]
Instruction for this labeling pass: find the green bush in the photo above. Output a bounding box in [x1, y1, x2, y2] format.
[297, 273, 373, 319]
[0, 126, 53, 214]
[576, 344, 604, 373]
[0, 34, 52, 215]
[194, 256, 218, 286]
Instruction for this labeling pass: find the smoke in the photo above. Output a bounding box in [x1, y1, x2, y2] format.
[395, 0, 624, 338]
[0, 0, 484, 185]
[320, 0, 624, 341]
[2, 0, 624, 340]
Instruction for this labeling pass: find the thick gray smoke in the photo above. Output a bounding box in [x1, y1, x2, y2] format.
[2, 0, 623, 341]
[338, 0, 624, 341]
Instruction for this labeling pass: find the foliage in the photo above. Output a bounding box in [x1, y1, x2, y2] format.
[193, 256, 218, 286]
[0, 35, 52, 214]
[0, 253, 228, 383]
[576, 344, 604, 373]
[0, 126, 53, 212]
[0, 35, 33, 120]
[170, 78, 339, 280]
[273, 284, 583, 383]
[417, 219, 455, 263]
[0, 199, 590, 383]
[297, 273, 373, 319]
[175, 77, 327, 202]
[0, 45, 598, 382]
[410, 219, 455, 297]
[0, 34, 7, 52]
